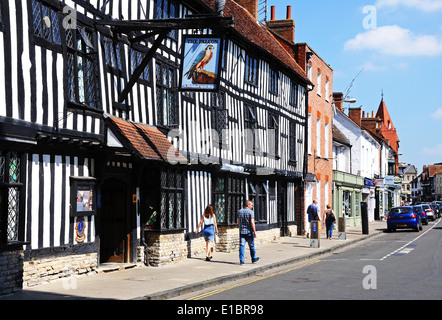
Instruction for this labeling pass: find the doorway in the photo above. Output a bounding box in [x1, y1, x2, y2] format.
[100, 178, 130, 263]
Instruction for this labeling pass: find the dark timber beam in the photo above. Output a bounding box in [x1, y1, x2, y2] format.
[118, 30, 169, 104]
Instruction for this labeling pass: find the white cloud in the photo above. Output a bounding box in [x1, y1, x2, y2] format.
[430, 108, 442, 119]
[344, 25, 442, 56]
[376, 0, 442, 12]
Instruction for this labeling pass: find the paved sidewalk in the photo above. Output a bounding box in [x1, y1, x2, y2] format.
[1, 221, 386, 300]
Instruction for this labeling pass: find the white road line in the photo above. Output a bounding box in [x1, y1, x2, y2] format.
[379, 219, 440, 261]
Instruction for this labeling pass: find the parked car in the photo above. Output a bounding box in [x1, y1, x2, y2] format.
[387, 206, 422, 232]
[430, 203, 440, 219]
[421, 203, 435, 221]
[413, 205, 428, 225]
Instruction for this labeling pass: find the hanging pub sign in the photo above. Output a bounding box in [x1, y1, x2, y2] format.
[179, 35, 223, 91]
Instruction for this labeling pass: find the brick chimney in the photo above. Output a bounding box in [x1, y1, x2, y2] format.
[348, 107, 362, 127]
[333, 92, 344, 112]
[234, 0, 258, 20]
[266, 5, 295, 42]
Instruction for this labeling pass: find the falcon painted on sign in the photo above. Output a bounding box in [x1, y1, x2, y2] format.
[184, 45, 214, 79]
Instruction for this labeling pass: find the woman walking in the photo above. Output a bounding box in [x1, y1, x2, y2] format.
[195, 205, 218, 261]
[324, 204, 336, 240]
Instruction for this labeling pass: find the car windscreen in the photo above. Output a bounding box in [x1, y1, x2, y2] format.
[422, 205, 430, 209]
[413, 206, 423, 212]
[390, 207, 412, 214]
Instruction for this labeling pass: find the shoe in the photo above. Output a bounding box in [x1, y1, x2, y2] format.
[205, 257, 210, 261]
[240, 261, 244, 265]
[252, 257, 260, 264]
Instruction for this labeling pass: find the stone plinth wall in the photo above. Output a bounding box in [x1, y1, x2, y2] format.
[145, 231, 187, 267]
[22, 253, 97, 287]
[0, 249, 24, 296]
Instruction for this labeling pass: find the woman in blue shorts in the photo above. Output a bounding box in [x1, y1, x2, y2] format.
[195, 205, 218, 261]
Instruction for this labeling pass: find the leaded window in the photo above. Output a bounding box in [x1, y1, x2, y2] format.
[289, 121, 297, 164]
[130, 48, 151, 83]
[244, 105, 257, 154]
[245, 54, 258, 86]
[269, 67, 278, 95]
[156, 61, 178, 127]
[213, 175, 245, 225]
[65, 24, 100, 109]
[159, 169, 184, 230]
[248, 181, 268, 224]
[155, 0, 177, 39]
[0, 152, 24, 244]
[210, 91, 228, 150]
[289, 81, 298, 107]
[32, 0, 62, 45]
[268, 113, 279, 157]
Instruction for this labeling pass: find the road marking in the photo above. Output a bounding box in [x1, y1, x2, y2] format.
[187, 260, 321, 300]
[380, 219, 440, 261]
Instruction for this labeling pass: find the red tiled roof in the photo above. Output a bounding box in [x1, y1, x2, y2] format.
[200, 0, 311, 84]
[108, 117, 187, 163]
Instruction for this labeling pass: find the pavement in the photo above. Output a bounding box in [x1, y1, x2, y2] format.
[0, 221, 386, 300]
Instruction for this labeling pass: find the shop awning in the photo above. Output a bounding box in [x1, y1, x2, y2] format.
[107, 116, 187, 164]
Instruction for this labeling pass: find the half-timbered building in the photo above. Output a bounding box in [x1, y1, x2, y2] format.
[0, 0, 310, 292]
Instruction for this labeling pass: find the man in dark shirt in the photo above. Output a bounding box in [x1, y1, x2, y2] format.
[306, 200, 319, 238]
[237, 200, 259, 265]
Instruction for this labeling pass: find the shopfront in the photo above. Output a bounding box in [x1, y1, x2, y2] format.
[333, 171, 364, 227]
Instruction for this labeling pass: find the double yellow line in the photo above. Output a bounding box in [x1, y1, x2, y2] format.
[188, 260, 321, 300]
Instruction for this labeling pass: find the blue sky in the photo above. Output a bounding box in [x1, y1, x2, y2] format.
[267, 0, 442, 174]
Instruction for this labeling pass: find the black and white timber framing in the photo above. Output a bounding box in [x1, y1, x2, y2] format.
[0, 0, 311, 277]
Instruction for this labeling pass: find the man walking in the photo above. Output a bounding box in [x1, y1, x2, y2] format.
[237, 200, 259, 265]
[306, 200, 319, 238]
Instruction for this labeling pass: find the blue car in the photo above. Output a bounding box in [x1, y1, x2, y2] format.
[387, 206, 422, 232]
[413, 205, 428, 225]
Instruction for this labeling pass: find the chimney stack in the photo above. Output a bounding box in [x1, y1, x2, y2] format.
[234, 0, 258, 20]
[349, 107, 362, 127]
[266, 5, 295, 43]
[333, 92, 344, 112]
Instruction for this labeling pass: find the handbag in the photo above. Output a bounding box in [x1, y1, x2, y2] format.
[214, 234, 220, 243]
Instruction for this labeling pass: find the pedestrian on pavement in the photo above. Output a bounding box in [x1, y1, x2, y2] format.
[237, 200, 259, 265]
[195, 204, 218, 261]
[306, 200, 320, 238]
[324, 204, 336, 240]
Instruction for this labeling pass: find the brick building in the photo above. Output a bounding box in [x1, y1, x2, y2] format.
[267, 6, 334, 234]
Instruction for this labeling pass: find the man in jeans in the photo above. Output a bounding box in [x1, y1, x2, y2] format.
[237, 200, 259, 265]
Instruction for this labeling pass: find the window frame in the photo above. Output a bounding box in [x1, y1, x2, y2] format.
[0, 151, 25, 245]
[212, 175, 246, 226]
[245, 54, 258, 86]
[156, 60, 179, 128]
[64, 22, 101, 111]
[268, 66, 279, 95]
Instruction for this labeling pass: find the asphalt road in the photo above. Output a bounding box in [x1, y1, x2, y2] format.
[182, 218, 442, 300]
